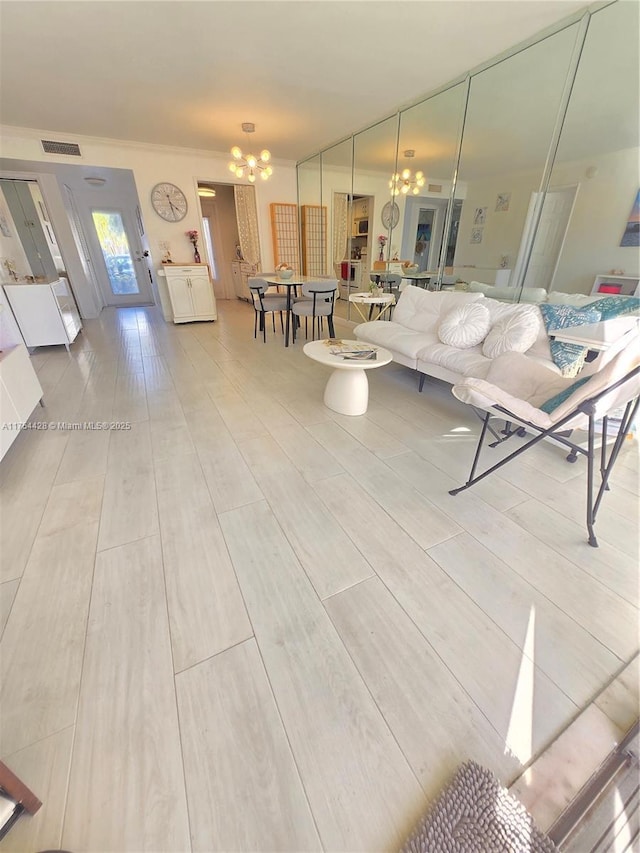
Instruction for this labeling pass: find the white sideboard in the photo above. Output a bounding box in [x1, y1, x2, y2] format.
[0, 344, 43, 460]
[162, 264, 217, 324]
[3, 279, 82, 351]
[231, 260, 258, 301]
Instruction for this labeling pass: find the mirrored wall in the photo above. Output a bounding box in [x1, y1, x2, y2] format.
[297, 2, 639, 308]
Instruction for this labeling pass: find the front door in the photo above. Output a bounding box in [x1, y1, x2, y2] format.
[89, 207, 154, 306]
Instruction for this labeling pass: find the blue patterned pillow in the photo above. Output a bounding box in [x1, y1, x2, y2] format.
[588, 296, 640, 320]
[540, 376, 590, 414]
[539, 304, 601, 377]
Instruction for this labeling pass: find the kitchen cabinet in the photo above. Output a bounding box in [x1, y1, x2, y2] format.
[0, 344, 43, 460]
[3, 278, 82, 351]
[163, 264, 217, 323]
[231, 260, 258, 301]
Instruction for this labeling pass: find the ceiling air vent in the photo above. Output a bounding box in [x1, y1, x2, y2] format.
[428, 183, 442, 193]
[41, 139, 82, 156]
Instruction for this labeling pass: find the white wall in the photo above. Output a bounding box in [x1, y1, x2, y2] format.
[551, 147, 640, 294]
[0, 125, 297, 316]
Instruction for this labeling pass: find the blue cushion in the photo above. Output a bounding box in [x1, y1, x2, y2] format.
[540, 376, 590, 414]
[588, 296, 640, 320]
[539, 304, 602, 377]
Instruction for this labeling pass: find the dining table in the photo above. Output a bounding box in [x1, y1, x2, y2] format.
[262, 274, 314, 347]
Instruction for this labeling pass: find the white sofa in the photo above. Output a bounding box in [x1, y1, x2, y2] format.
[353, 285, 596, 388]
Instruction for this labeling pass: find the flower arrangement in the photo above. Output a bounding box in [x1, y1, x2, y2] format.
[186, 230, 200, 263]
[377, 234, 387, 261]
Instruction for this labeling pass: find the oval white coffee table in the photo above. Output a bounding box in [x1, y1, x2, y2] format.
[303, 340, 393, 416]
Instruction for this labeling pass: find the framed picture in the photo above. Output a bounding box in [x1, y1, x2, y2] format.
[495, 193, 511, 212]
[473, 207, 487, 226]
[620, 190, 640, 247]
[470, 227, 483, 244]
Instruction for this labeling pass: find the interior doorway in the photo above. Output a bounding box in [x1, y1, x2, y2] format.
[413, 209, 435, 271]
[515, 185, 578, 292]
[197, 182, 240, 300]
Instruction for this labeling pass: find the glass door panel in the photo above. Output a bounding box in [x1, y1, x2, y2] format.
[92, 211, 140, 295]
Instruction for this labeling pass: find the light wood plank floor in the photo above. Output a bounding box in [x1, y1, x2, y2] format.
[0, 300, 637, 852]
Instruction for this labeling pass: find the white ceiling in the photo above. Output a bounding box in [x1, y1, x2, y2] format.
[0, 0, 591, 162]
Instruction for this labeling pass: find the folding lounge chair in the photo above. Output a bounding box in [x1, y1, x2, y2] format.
[448, 336, 640, 547]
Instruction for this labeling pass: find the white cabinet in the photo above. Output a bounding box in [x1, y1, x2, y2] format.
[591, 274, 639, 297]
[163, 265, 217, 323]
[0, 344, 43, 460]
[231, 261, 258, 301]
[3, 279, 82, 351]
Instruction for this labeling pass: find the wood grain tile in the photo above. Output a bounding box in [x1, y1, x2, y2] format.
[0, 522, 98, 755]
[308, 422, 461, 550]
[0, 727, 73, 853]
[506, 498, 640, 606]
[428, 533, 622, 706]
[272, 422, 345, 483]
[97, 469, 158, 552]
[155, 454, 252, 672]
[325, 577, 523, 796]
[0, 497, 47, 583]
[239, 436, 374, 599]
[62, 536, 190, 853]
[314, 473, 577, 763]
[0, 579, 19, 637]
[219, 501, 425, 851]
[38, 476, 104, 537]
[176, 639, 321, 852]
[54, 427, 111, 485]
[388, 450, 639, 660]
[198, 444, 264, 514]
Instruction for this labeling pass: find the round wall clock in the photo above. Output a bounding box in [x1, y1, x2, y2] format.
[151, 183, 188, 222]
[381, 201, 400, 229]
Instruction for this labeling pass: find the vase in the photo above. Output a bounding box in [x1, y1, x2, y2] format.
[378, 248, 384, 261]
[193, 247, 201, 263]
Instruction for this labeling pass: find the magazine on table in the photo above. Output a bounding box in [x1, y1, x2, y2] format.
[325, 340, 378, 359]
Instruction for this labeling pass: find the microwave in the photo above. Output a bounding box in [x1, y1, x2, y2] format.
[356, 218, 368, 235]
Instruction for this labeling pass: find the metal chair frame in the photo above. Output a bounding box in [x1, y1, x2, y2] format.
[449, 364, 640, 547]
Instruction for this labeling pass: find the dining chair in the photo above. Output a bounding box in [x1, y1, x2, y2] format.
[376, 273, 401, 318]
[291, 279, 338, 342]
[248, 277, 288, 342]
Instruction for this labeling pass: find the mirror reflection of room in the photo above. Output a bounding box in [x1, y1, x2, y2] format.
[313, 0, 638, 318]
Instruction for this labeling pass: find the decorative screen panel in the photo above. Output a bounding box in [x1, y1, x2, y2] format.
[301, 205, 327, 277]
[270, 203, 300, 270]
[234, 186, 262, 267]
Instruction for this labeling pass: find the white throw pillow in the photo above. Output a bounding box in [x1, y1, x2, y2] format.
[438, 303, 491, 349]
[482, 307, 541, 358]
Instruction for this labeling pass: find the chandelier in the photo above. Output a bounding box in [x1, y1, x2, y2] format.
[228, 122, 273, 183]
[389, 150, 425, 196]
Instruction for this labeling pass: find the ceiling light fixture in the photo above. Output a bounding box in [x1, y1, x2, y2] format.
[389, 150, 425, 196]
[228, 122, 273, 183]
[84, 176, 106, 186]
[198, 187, 216, 197]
